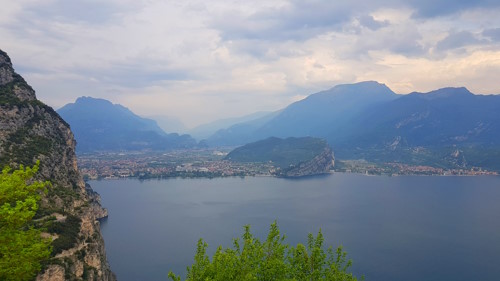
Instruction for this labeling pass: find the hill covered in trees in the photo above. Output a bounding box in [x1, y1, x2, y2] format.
[225, 137, 334, 177]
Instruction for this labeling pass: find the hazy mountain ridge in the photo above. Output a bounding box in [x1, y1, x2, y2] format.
[147, 114, 187, 134]
[57, 97, 198, 153]
[209, 82, 500, 170]
[341, 86, 500, 149]
[334, 87, 500, 169]
[207, 81, 398, 146]
[206, 110, 282, 146]
[189, 111, 275, 140]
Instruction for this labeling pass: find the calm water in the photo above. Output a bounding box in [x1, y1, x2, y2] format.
[90, 174, 500, 281]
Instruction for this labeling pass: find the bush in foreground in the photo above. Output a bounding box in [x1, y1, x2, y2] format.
[0, 161, 52, 281]
[169, 222, 360, 281]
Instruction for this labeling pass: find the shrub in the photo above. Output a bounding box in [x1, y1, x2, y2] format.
[168, 222, 360, 281]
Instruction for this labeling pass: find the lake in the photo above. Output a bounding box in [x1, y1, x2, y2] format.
[90, 174, 500, 281]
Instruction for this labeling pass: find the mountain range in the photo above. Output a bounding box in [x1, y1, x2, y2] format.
[206, 81, 500, 170]
[57, 97, 197, 153]
[188, 111, 275, 140]
[207, 81, 397, 145]
[56, 81, 500, 171]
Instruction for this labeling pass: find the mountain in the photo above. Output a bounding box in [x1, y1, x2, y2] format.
[225, 137, 334, 177]
[206, 110, 281, 146]
[207, 81, 397, 146]
[256, 81, 397, 139]
[147, 114, 187, 134]
[189, 111, 274, 140]
[209, 82, 500, 171]
[0, 49, 115, 280]
[57, 97, 197, 152]
[336, 87, 500, 169]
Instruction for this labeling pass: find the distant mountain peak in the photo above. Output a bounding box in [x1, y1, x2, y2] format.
[75, 96, 113, 104]
[331, 80, 390, 89]
[427, 87, 472, 95]
[313, 80, 396, 99]
[297, 81, 396, 108]
[57, 97, 198, 152]
[415, 87, 473, 100]
[335, 80, 387, 88]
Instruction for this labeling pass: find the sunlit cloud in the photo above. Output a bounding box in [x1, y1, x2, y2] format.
[1, 0, 499, 127]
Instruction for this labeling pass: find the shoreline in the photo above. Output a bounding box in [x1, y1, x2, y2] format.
[85, 169, 499, 182]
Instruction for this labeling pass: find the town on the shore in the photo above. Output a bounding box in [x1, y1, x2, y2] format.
[78, 149, 498, 180]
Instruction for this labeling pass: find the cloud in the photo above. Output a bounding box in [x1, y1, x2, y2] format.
[483, 28, 500, 42]
[340, 22, 427, 58]
[210, 1, 403, 42]
[25, 0, 119, 24]
[435, 30, 483, 52]
[409, 0, 500, 18]
[210, 0, 500, 43]
[71, 61, 195, 88]
[1, 0, 500, 127]
[357, 15, 390, 30]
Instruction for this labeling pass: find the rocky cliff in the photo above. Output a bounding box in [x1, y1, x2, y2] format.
[279, 147, 335, 177]
[0, 49, 115, 281]
[226, 136, 335, 177]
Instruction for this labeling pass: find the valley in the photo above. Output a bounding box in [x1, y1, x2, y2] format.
[2, 1, 500, 280]
[58, 82, 500, 176]
[77, 149, 497, 181]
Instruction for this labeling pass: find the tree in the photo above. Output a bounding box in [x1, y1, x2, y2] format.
[168, 222, 360, 281]
[0, 161, 52, 281]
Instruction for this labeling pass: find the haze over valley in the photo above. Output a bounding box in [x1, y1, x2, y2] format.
[57, 81, 500, 176]
[1, 1, 500, 281]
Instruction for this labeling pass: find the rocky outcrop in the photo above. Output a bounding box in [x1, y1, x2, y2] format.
[0, 49, 115, 280]
[86, 184, 109, 219]
[279, 147, 335, 177]
[226, 136, 335, 177]
[0, 52, 14, 85]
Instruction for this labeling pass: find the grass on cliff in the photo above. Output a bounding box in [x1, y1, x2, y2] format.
[47, 214, 82, 256]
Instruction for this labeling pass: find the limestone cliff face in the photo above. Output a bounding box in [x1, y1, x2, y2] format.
[279, 147, 335, 177]
[0, 49, 115, 280]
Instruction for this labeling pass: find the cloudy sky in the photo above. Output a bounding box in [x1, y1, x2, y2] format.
[1, 0, 500, 128]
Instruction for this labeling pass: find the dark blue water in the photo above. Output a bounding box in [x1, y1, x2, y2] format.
[90, 174, 500, 281]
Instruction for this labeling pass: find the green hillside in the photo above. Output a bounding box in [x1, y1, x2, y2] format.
[225, 137, 329, 168]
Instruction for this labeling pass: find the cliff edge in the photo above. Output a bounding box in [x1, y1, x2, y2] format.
[280, 147, 335, 177]
[226, 136, 335, 177]
[0, 49, 115, 281]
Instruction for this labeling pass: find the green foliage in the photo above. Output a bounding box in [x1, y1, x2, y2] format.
[0, 112, 52, 168]
[168, 222, 359, 281]
[226, 137, 329, 168]
[0, 72, 34, 104]
[47, 215, 82, 256]
[4, 133, 53, 167]
[0, 161, 52, 281]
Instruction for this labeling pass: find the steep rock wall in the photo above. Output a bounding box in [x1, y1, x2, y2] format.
[280, 147, 335, 177]
[0, 49, 115, 281]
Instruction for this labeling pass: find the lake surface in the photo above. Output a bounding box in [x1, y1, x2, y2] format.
[90, 174, 500, 281]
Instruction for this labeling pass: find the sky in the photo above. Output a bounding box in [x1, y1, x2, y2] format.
[1, 0, 500, 128]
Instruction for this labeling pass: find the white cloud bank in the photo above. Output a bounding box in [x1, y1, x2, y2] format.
[1, 0, 500, 127]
